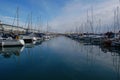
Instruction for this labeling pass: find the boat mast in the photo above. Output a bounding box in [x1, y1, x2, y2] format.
[116, 7, 119, 32]
[30, 12, 32, 32]
[12, 7, 19, 33]
[17, 7, 19, 28]
[114, 9, 117, 33]
[87, 9, 89, 33]
[98, 19, 101, 34]
[47, 20, 48, 33]
[91, 6, 94, 34]
[39, 15, 42, 33]
[27, 14, 30, 33]
[38, 16, 40, 33]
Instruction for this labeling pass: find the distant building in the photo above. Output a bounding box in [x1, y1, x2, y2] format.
[0, 23, 26, 34]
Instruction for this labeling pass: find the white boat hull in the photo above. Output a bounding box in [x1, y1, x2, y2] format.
[0, 39, 25, 47]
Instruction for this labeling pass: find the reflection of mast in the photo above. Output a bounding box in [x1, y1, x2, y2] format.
[89, 45, 95, 72]
[26, 45, 34, 63]
[118, 55, 120, 80]
[85, 45, 89, 65]
[112, 52, 120, 80]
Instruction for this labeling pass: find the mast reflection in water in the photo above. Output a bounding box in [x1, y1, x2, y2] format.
[0, 36, 119, 80]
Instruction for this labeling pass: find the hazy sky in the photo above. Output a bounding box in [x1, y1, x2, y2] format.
[0, 0, 120, 32]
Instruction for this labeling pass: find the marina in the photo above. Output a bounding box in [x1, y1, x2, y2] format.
[0, 0, 120, 80]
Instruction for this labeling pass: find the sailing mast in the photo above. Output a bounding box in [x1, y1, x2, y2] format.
[24, 14, 29, 32]
[91, 6, 94, 34]
[38, 15, 42, 32]
[17, 7, 19, 28]
[30, 12, 32, 32]
[98, 19, 101, 34]
[47, 20, 48, 33]
[116, 7, 119, 31]
[27, 12, 32, 33]
[12, 7, 19, 33]
[114, 9, 117, 33]
[87, 9, 89, 33]
[40, 16, 42, 33]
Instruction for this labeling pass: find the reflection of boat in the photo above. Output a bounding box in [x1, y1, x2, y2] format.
[111, 40, 120, 47]
[25, 39, 44, 48]
[100, 45, 120, 54]
[35, 40, 43, 45]
[25, 42, 36, 48]
[91, 36, 104, 45]
[0, 46, 24, 58]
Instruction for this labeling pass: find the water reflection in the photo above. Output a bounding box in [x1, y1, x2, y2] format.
[100, 46, 120, 54]
[71, 38, 120, 80]
[0, 36, 120, 80]
[99, 46, 120, 80]
[0, 47, 24, 58]
[35, 40, 44, 46]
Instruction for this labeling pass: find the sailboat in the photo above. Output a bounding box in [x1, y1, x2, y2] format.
[0, 7, 25, 47]
[103, 7, 120, 47]
[111, 7, 120, 47]
[21, 12, 38, 43]
[0, 36, 24, 47]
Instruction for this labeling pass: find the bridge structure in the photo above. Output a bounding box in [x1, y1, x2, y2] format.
[0, 21, 68, 36]
[0, 22, 39, 34]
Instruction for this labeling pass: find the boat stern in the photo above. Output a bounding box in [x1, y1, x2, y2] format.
[19, 39, 25, 46]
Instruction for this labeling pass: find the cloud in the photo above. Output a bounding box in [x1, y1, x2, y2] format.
[49, 0, 120, 33]
[0, 0, 120, 33]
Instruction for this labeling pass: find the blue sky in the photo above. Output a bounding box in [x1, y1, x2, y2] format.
[0, 0, 119, 32]
[0, 0, 69, 23]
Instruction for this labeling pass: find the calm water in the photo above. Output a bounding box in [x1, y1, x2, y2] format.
[0, 36, 120, 80]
